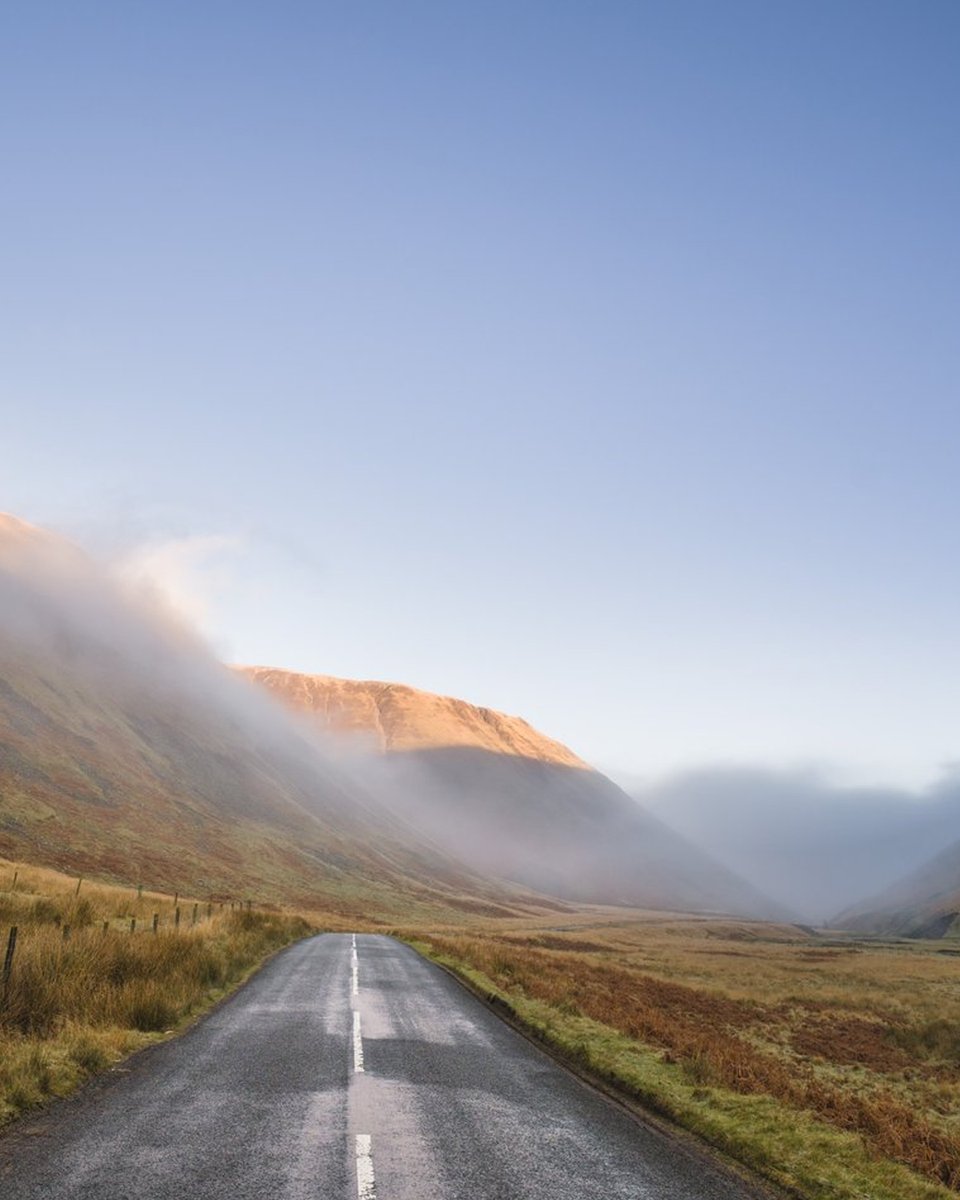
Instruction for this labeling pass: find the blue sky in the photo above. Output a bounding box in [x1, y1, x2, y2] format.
[2, 2, 959, 788]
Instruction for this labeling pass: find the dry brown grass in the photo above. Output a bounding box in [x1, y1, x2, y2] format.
[0, 857, 315, 1123]
[1, 910, 308, 1037]
[408, 913, 960, 1195]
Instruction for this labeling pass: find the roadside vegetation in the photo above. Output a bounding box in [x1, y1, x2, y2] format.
[407, 913, 960, 1200]
[8, 855, 960, 1200]
[0, 857, 315, 1125]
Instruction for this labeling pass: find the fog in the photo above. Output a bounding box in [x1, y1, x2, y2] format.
[3, 514, 955, 923]
[644, 766, 960, 922]
[0, 518, 786, 916]
[0, 516, 405, 839]
[0, 516, 552, 901]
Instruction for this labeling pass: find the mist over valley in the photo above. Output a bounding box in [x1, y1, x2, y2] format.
[643, 766, 960, 923]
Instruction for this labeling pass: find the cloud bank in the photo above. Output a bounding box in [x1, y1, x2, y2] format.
[644, 766, 960, 921]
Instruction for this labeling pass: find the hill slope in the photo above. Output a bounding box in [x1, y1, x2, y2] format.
[0, 515, 516, 920]
[241, 667, 787, 919]
[834, 839, 960, 937]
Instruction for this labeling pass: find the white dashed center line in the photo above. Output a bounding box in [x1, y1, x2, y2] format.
[350, 938, 372, 1193]
[353, 1009, 364, 1073]
[355, 1133, 376, 1199]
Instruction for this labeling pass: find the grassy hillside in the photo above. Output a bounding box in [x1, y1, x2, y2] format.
[0, 516, 535, 923]
[405, 911, 960, 1200]
[241, 666, 787, 919]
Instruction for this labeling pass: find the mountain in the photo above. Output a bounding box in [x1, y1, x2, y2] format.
[240, 667, 787, 919]
[833, 839, 960, 937]
[239, 669, 586, 764]
[0, 515, 520, 921]
[642, 767, 960, 921]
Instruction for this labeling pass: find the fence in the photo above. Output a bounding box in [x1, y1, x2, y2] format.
[1, 869, 259, 1012]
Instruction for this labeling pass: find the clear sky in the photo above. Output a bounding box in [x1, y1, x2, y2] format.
[2, 2, 958, 790]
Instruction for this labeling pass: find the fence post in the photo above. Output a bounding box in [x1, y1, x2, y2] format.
[174, 891, 179, 908]
[174, 907, 181, 930]
[137, 884, 143, 900]
[206, 903, 213, 919]
[153, 913, 159, 935]
[130, 917, 136, 934]
[75, 876, 83, 896]
[3, 927, 17, 995]
[11, 870, 18, 891]
[102, 920, 109, 934]
[191, 904, 198, 926]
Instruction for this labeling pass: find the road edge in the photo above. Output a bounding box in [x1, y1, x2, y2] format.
[0, 931, 322, 1143]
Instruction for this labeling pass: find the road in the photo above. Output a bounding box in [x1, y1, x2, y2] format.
[0, 934, 769, 1199]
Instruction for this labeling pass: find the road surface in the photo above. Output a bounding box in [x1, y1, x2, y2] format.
[0, 934, 769, 1199]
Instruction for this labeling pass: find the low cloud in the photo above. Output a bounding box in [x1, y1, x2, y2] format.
[642, 765, 960, 922]
[115, 534, 244, 634]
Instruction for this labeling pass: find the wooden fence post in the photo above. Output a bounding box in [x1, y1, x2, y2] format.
[130, 917, 136, 934]
[191, 904, 198, 926]
[75, 876, 83, 896]
[3, 926, 17, 995]
[11, 870, 18, 891]
[174, 907, 181, 930]
[153, 913, 159, 935]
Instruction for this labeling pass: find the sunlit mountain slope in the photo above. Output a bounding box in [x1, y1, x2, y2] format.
[0, 515, 515, 920]
[242, 666, 787, 919]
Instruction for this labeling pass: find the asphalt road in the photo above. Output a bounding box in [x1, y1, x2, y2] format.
[0, 934, 769, 1199]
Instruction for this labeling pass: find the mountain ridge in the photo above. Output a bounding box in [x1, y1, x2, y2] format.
[240, 665, 789, 921]
[239, 665, 587, 767]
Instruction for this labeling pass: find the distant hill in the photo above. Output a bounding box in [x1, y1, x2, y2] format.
[0, 515, 518, 921]
[644, 767, 960, 921]
[833, 839, 960, 937]
[241, 667, 788, 919]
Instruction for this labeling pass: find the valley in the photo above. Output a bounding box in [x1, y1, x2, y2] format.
[3, 513, 960, 1200]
